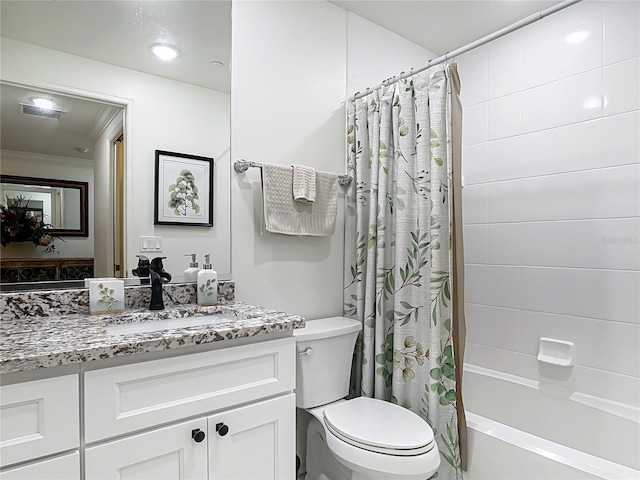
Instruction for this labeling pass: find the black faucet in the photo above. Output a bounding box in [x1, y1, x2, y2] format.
[150, 256, 172, 283]
[149, 271, 167, 310]
[132, 255, 151, 284]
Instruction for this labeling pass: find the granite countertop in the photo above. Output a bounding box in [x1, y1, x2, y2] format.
[0, 302, 305, 374]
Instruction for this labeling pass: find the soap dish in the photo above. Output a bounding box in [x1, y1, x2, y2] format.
[537, 337, 574, 366]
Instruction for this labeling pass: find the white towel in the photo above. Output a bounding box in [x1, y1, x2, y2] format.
[262, 163, 337, 236]
[292, 164, 316, 203]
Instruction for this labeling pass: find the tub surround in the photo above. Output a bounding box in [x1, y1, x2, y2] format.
[1, 280, 235, 320]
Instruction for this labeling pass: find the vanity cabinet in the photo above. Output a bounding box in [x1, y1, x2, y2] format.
[85, 395, 295, 479]
[0, 336, 296, 480]
[0, 375, 79, 477]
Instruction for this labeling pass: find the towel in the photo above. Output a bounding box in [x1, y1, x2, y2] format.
[262, 163, 337, 236]
[292, 164, 316, 203]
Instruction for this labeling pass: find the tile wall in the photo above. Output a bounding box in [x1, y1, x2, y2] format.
[456, 1, 640, 406]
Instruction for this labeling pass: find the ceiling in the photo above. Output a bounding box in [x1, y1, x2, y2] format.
[332, 0, 561, 55]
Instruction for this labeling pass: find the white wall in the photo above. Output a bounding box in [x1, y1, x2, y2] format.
[456, 0, 639, 468]
[1, 38, 231, 278]
[231, 0, 347, 319]
[1, 150, 94, 259]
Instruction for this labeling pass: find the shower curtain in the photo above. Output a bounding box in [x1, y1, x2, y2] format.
[344, 64, 467, 479]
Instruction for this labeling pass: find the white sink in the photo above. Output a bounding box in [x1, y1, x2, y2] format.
[105, 314, 237, 336]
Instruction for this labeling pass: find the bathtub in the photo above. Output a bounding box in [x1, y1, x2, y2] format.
[463, 364, 640, 479]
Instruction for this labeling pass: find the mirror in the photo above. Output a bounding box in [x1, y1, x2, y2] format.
[0, 1, 232, 289]
[0, 174, 88, 236]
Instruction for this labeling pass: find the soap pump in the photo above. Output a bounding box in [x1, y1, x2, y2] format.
[184, 253, 200, 282]
[197, 254, 218, 306]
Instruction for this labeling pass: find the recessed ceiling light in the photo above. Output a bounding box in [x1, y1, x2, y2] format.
[31, 97, 55, 110]
[75, 147, 90, 154]
[151, 44, 180, 61]
[210, 60, 224, 67]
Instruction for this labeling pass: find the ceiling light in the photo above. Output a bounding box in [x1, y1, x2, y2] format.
[75, 147, 90, 154]
[31, 97, 55, 110]
[210, 60, 224, 67]
[151, 44, 179, 61]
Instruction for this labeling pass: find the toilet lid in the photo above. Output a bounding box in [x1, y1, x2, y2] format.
[323, 397, 435, 456]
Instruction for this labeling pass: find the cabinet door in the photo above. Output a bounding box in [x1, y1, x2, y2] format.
[208, 394, 295, 480]
[0, 452, 79, 480]
[85, 418, 207, 480]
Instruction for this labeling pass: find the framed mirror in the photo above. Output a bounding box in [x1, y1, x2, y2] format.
[1, 174, 89, 237]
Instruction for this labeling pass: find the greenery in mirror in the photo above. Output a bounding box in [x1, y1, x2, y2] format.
[168, 170, 200, 216]
[0, 196, 63, 253]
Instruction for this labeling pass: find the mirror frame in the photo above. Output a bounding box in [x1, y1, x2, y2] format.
[1, 174, 89, 237]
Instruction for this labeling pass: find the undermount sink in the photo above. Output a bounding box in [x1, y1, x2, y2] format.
[105, 314, 238, 336]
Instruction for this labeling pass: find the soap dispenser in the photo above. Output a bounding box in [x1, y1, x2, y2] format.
[197, 254, 218, 306]
[184, 253, 200, 282]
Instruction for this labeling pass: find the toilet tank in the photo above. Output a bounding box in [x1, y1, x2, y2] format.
[294, 317, 361, 409]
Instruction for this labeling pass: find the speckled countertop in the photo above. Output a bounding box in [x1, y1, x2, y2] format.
[0, 302, 305, 374]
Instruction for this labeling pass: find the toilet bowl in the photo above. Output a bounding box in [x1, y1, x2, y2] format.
[294, 317, 440, 480]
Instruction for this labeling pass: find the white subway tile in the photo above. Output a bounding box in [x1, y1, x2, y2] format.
[521, 221, 560, 268]
[557, 2, 603, 78]
[463, 224, 488, 265]
[520, 82, 560, 134]
[557, 268, 640, 324]
[487, 179, 522, 223]
[462, 183, 489, 225]
[488, 223, 521, 266]
[485, 265, 521, 309]
[457, 46, 489, 106]
[486, 136, 522, 182]
[463, 102, 488, 146]
[462, 143, 488, 185]
[488, 93, 521, 140]
[603, 0, 640, 65]
[557, 68, 603, 126]
[604, 57, 640, 117]
[520, 35, 560, 90]
[520, 266, 559, 313]
[488, 42, 522, 99]
[519, 175, 560, 222]
[556, 218, 640, 271]
[602, 111, 640, 166]
[465, 264, 491, 305]
[466, 304, 520, 351]
[518, 119, 602, 177]
[549, 166, 640, 221]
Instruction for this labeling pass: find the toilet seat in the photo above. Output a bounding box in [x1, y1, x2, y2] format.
[323, 397, 435, 456]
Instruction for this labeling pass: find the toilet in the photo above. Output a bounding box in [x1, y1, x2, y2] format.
[294, 317, 440, 480]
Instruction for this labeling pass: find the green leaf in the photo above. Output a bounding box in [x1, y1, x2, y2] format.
[375, 353, 386, 365]
[429, 367, 441, 380]
[434, 157, 443, 166]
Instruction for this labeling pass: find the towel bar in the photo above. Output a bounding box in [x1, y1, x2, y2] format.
[234, 159, 352, 186]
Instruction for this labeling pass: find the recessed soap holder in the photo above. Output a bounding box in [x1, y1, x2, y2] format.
[537, 337, 574, 366]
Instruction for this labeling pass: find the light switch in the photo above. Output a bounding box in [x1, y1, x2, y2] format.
[140, 236, 163, 252]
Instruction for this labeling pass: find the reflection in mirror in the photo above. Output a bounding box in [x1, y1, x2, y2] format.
[1, 175, 88, 236]
[0, 0, 232, 290]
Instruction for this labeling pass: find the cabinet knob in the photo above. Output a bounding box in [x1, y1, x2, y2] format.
[216, 422, 229, 436]
[192, 428, 206, 443]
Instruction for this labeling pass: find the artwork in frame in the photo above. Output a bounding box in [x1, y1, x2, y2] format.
[154, 150, 214, 227]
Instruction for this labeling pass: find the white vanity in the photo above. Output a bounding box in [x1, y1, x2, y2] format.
[0, 287, 303, 480]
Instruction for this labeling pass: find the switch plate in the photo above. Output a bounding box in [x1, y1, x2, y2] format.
[140, 236, 162, 252]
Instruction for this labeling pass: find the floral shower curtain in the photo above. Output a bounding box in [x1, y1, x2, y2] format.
[344, 64, 466, 479]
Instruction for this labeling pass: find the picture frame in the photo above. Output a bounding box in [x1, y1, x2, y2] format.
[154, 150, 214, 227]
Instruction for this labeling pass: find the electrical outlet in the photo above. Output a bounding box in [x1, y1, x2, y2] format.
[139, 236, 162, 252]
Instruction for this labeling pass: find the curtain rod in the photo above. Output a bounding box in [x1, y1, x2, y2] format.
[350, 0, 582, 102]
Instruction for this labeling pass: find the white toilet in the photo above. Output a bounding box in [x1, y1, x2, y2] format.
[294, 317, 440, 480]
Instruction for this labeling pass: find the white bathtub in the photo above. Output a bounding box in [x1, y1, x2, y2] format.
[463, 364, 640, 480]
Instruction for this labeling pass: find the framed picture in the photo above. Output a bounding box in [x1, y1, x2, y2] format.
[154, 150, 214, 227]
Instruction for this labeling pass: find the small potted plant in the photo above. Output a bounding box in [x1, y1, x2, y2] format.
[0, 196, 62, 253]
